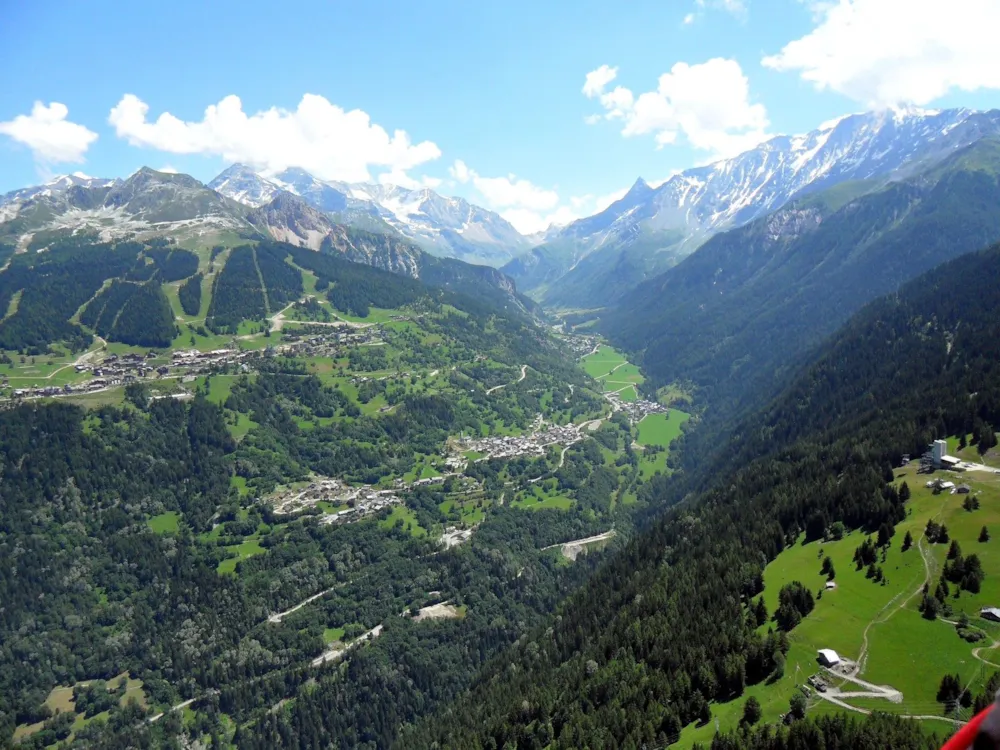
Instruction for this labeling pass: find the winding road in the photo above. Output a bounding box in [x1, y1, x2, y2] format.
[486, 364, 528, 395]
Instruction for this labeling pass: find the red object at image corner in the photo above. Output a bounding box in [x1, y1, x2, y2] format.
[940, 705, 992, 750]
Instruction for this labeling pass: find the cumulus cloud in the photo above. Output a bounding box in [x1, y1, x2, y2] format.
[108, 93, 442, 184]
[449, 159, 574, 234]
[582, 65, 619, 98]
[762, 0, 1000, 107]
[378, 168, 442, 190]
[584, 58, 770, 160]
[0, 101, 98, 164]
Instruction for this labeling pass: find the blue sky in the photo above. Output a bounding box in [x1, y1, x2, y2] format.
[2, 0, 999, 232]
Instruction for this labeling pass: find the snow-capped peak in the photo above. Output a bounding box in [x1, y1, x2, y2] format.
[1, 172, 117, 208]
[207, 164, 283, 207]
[542, 106, 1000, 262]
[208, 164, 531, 266]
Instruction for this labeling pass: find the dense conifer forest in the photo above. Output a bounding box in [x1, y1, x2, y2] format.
[398, 244, 1000, 748]
[80, 280, 177, 347]
[178, 272, 204, 316]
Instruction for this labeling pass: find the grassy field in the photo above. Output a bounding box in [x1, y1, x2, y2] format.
[217, 538, 267, 574]
[581, 344, 645, 398]
[510, 483, 575, 511]
[678, 461, 1000, 746]
[379, 506, 427, 537]
[635, 410, 691, 478]
[322, 626, 346, 644]
[147, 511, 180, 534]
[582, 345, 627, 379]
[13, 673, 148, 742]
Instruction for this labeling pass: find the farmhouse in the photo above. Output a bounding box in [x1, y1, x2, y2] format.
[817, 648, 841, 667]
[981, 608, 1000, 623]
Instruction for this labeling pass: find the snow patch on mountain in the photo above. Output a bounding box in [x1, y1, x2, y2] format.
[546, 107, 1000, 255]
[210, 166, 530, 266]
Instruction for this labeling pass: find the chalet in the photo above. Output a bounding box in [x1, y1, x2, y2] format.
[817, 648, 841, 667]
[981, 608, 1000, 623]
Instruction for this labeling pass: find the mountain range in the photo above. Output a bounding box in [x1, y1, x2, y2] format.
[3, 106, 1000, 317]
[0, 167, 531, 314]
[605, 135, 1000, 425]
[209, 164, 530, 266]
[505, 106, 1000, 308]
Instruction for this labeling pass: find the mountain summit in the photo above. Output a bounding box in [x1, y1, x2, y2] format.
[210, 165, 530, 266]
[505, 106, 1000, 308]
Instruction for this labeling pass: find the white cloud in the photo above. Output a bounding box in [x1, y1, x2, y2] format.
[157, 164, 179, 174]
[585, 58, 770, 159]
[683, 12, 697, 24]
[449, 159, 472, 183]
[582, 65, 618, 98]
[108, 93, 442, 184]
[762, 0, 1000, 107]
[0, 101, 98, 164]
[448, 159, 574, 234]
[473, 174, 559, 212]
[502, 207, 578, 235]
[378, 168, 442, 190]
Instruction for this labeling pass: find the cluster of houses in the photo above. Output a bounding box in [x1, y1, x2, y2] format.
[170, 348, 256, 371]
[458, 422, 587, 461]
[604, 391, 669, 423]
[280, 326, 381, 358]
[924, 477, 972, 495]
[563, 334, 601, 359]
[268, 476, 404, 526]
[3, 323, 389, 403]
[6, 348, 262, 401]
[319, 489, 403, 526]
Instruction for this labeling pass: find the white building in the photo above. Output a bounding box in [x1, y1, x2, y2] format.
[931, 439, 961, 469]
[817, 648, 841, 667]
[982, 608, 1000, 623]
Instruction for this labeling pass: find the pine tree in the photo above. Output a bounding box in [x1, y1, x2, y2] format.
[742, 696, 762, 725]
[902, 530, 914, 551]
[981, 526, 991, 543]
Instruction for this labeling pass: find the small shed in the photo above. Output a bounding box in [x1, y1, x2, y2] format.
[956, 484, 971, 494]
[817, 648, 841, 667]
[981, 608, 1000, 623]
[825, 580, 837, 590]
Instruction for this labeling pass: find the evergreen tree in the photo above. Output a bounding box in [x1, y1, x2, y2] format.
[741, 696, 762, 726]
[981, 526, 991, 543]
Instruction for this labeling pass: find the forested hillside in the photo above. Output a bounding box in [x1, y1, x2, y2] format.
[0, 222, 677, 748]
[604, 138, 1000, 422]
[403, 244, 1000, 748]
[0, 239, 198, 353]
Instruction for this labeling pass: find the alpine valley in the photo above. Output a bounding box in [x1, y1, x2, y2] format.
[5, 101, 1000, 750]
